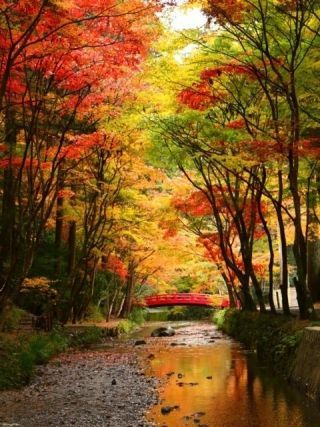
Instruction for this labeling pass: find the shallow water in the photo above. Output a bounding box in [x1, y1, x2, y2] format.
[133, 321, 320, 427]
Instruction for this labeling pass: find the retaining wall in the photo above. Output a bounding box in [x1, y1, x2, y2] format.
[291, 326, 320, 401]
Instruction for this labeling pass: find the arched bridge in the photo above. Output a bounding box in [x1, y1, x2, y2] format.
[142, 293, 229, 308]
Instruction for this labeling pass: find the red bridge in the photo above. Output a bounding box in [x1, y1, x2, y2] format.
[143, 293, 228, 308]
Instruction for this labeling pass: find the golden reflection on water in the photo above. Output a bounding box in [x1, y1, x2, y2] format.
[146, 339, 319, 427]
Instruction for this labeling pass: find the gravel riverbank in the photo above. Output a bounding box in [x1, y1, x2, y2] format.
[0, 349, 158, 427]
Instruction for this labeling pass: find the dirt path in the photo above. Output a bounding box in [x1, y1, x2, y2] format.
[0, 349, 158, 427]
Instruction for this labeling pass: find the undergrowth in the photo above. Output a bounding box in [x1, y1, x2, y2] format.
[0, 306, 146, 391]
[0, 326, 105, 390]
[213, 309, 305, 378]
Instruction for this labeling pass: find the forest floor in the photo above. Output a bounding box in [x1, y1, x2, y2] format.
[0, 345, 158, 427]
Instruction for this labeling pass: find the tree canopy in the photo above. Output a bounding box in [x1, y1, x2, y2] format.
[1, 0, 320, 324]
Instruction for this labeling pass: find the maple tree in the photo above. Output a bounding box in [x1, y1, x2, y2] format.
[187, 0, 320, 319]
[0, 0, 160, 317]
[1, 0, 320, 325]
[143, 0, 320, 319]
[173, 186, 270, 310]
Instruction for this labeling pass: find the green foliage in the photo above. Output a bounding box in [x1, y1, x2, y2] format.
[117, 319, 136, 334]
[145, 310, 169, 321]
[0, 305, 27, 332]
[168, 306, 212, 320]
[0, 325, 107, 390]
[213, 309, 304, 378]
[0, 328, 69, 389]
[16, 277, 57, 316]
[29, 232, 68, 280]
[84, 304, 105, 323]
[68, 326, 105, 347]
[128, 307, 146, 325]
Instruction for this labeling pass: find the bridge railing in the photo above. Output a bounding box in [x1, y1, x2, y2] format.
[143, 293, 223, 307]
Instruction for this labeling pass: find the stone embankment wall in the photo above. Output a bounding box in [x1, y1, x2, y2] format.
[291, 327, 320, 401]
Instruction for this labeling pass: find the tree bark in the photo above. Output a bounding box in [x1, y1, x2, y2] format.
[121, 261, 135, 318]
[67, 221, 76, 275]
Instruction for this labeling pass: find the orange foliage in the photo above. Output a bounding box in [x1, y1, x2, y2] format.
[173, 191, 212, 216]
[104, 254, 127, 280]
[178, 62, 255, 111]
[200, 64, 255, 80]
[178, 81, 220, 111]
[204, 0, 253, 25]
[226, 119, 246, 129]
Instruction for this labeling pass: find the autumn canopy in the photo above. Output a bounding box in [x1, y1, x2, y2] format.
[0, 0, 320, 324]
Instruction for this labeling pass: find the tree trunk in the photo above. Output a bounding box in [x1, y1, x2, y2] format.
[67, 221, 76, 275]
[251, 273, 266, 313]
[307, 238, 320, 302]
[121, 262, 135, 318]
[107, 285, 120, 321]
[55, 170, 64, 274]
[239, 277, 256, 311]
[0, 107, 18, 312]
[116, 295, 126, 318]
[221, 272, 236, 307]
[259, 208, 276, 313]
[275, 171, 290, 315]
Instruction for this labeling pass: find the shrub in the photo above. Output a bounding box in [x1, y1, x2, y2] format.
[117, 319, 136, 334]
[128, 307, 146, 325]
[84, 304, 105, 322]
[0, 305, 27, 332]
[0, 325, 103, 390]
[167, 306, 213, 320]
[145, 310, 169, 321]
[68, 326, 105, 346]
[0, 326, 73, 389]
[213, 309, 304, 378]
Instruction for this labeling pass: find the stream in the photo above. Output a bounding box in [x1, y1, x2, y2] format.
[131, 321, 320, 427]
[0, 321, 320, 427]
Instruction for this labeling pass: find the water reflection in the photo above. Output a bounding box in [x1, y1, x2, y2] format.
[142, 323, 320, 427]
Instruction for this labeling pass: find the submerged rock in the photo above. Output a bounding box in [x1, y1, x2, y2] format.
[161, 406, 173, 415]
[151, 326, 175, 337]
[161, 405, 179, 415]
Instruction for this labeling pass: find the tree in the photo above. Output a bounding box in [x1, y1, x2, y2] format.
[189, 0, 320, 317]
[0, 0, 159, 316]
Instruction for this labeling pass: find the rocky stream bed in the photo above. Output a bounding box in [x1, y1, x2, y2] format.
[0, 348, 158, 427]
[2, 321, 320, 427]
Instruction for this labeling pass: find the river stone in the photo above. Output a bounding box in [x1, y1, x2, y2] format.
[151, 326, 175, 337]
[134, 340, 147, 346]
[161, 406, 173, 415]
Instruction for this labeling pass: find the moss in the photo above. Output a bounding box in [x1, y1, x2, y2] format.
[213, 309, 304, 378]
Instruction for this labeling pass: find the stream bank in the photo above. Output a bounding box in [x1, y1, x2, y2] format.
[0, 349, 158, 427]
[213, 309, 320, 402]
[1, 320, 320, 427]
